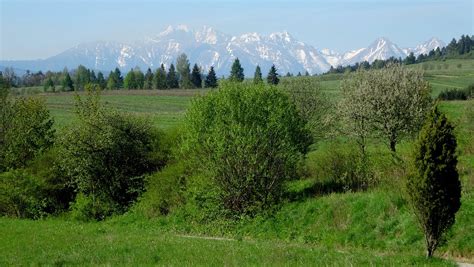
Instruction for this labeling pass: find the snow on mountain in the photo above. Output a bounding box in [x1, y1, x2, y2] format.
[0, 25, 447, 75]
[409, 37, 446, 56]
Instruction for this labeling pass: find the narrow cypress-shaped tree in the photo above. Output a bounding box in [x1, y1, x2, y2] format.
[166, 64, 179, 89]
[407, 106, 461, 258]
[191, 64, 202, 88]
[267, 64, 279, 85]
[253, 65, 263, 84]
[114, 68, 123, 89]
[229, 58, 244, 82]
[204, 66, 218, 88]
[97, 71, 106, 90]
[144, 68, 154, 89]
[44, 77, 55, 92]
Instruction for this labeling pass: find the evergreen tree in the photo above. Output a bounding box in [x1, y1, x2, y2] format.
[144, 68, 154, 89]
[267, 64, 280, 85]
[43, 77, 55, 92]
[106, 71, 117, 90]
[304, 71, 310, 76]
[190, 64, 202, 88]
[62, 72, 74, 91]
[75, 65, 90, 90]
[285, 72, 292, 77]
[113, 68, 123, 88]
[153, 64, 167, 89]
[89, 70, 97, 84]
[253, 65, 263, 84]
[407, 106, 461, 258]
[176, 53, 192, 88]
[97, 71, 106, 90]
[166, 64, 179, 89]
[204, 66, 218, 88]
[229, 58, 244, 82]
[405, 52, 416, 65]
[297, 72, 302, 77]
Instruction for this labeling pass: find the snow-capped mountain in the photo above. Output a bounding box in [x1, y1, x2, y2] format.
[407, 37, 446, 56]
[0, 25, 446, 75]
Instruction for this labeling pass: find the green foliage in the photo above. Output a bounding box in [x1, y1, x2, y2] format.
[278, 77, 331, 140]
[124, 69, 137, 89]
[0, 96, 55, 171]
[143, 68, 154, 89]
[229, 58, 244, 82]
[182, 82, 311, 215]
[407, 106, 462, 257]
[153, 64, 167, 89]
[253, 65, 263, 84]
[166, 64, 179, 89]
[70, 193, 116, 222]
[0, 170, 46, 219]
[96, 71, 106, 90]
[204, 66, 218, 88]
[43, 77, 55, 92]
[267, 64, 280, 85]
[62, 72, 74, 91]
[75, 65, 90, 90]
[58, 85, 169, 219]
[438, 84, 474, 100]
[176, 53, 192, 89]
[190, 64, 202, 88]
[107, 68, 123, 90]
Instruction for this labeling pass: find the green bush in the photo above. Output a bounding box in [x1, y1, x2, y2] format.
[59, 86, 170, 220]
[305, 142, 375, 194]
[0, 170, 46, 219]
[70, 193, 116, 222]
[182, 81, 311, 215]
[0, 96, 55, 171]
[438, 84, 474, 100]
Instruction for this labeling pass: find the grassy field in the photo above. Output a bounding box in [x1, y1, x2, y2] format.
[2, 59, 473, 265]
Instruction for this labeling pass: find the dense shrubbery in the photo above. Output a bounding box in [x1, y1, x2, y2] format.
[438, 84, 473, 100]
[181, 81, 311, 215]
[58, 86, 170, 220]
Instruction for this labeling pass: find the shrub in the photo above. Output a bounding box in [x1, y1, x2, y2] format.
[437, 84, 473, 100]
[407, 106, 461, 257]
[59, 86, 169, 219]
[0, 170, 46, 219]
[0, 96, 54, 171]
[305, 142, 374, 194]
[182, 81, 311, 215]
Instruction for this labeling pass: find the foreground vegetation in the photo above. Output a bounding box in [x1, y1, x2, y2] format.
[1, 60, 473, 265]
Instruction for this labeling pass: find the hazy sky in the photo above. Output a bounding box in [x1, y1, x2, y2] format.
[1, 0, 472, 60]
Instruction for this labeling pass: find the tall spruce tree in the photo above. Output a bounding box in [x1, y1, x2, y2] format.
[144, 68, 154, 89]
[267, 64, 280, 85]
[97, 71, 106, 90]
[191, 64, 202, 88]
[253, 65, 263, 84]
[154, 64, 167, 89]
[167, 64, 179, 89]
[204, 66, 218, 88]
[113, 68, 123, 89]
[124, 69, 137, 89]
[229, 58, 244, 82]
[407, 106, 461, 258]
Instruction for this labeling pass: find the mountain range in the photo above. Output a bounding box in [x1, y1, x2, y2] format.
[0, 25, 446, 76]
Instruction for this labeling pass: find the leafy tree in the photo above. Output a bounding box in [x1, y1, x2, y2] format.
[338, 64, 432, 153]
[134, 68, 145, 89]
[204, 66, 218, 88]
[106, 71, 117, 90]
[75, 65, 91, 90]
[62, 72, 74, 91]
[267, 64, 280, 85]
[124, 70, 137, 89]
[166, 64, 179, 89]
[176, 53, 192, 88]
[96, 71, 106, 90]
[407, 106, 461, 258]
[153, 64, 167, 89]
[253, 65, 263, 84]
[43, 77, 55, 92]
[144, 68, 154, 89]
[183, 82, 311, 214]
[190, 64, 202, 88]
[229, 58, 244, 82]
[0, 97, 55, 171]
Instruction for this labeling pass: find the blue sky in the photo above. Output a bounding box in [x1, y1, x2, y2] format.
[0, 0, 472, 60]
